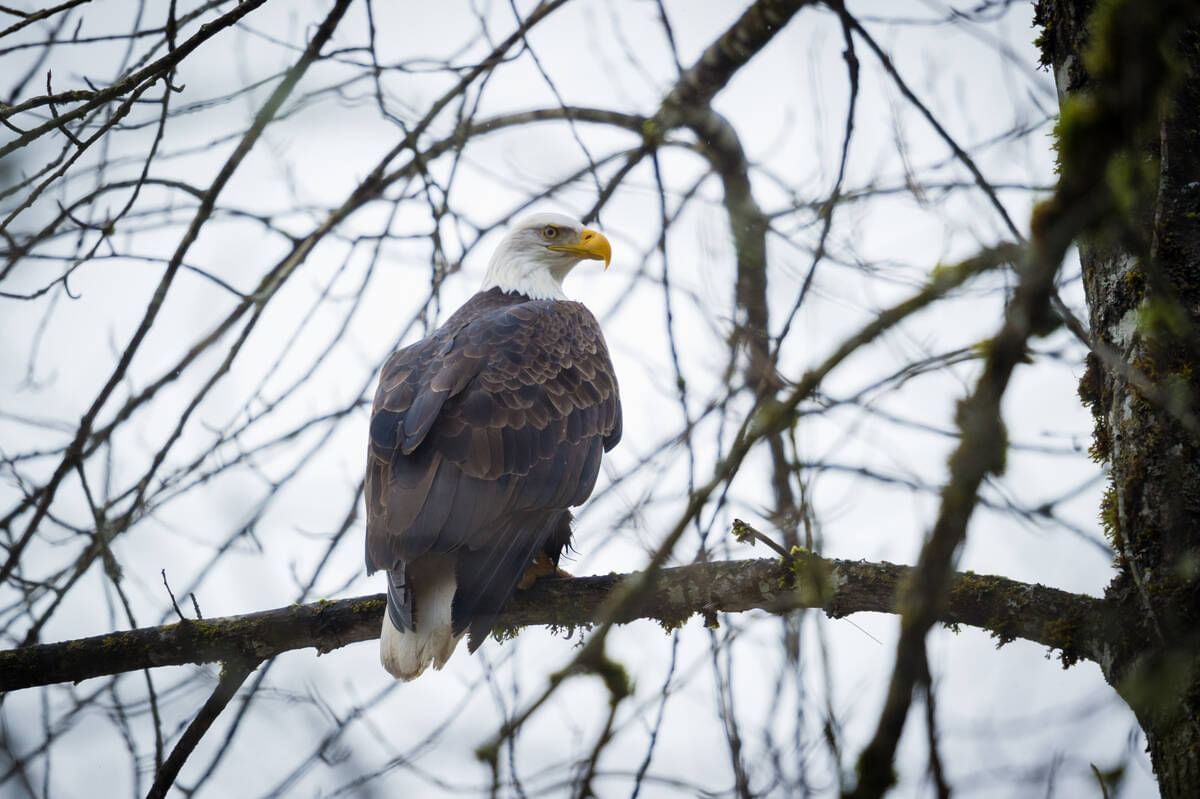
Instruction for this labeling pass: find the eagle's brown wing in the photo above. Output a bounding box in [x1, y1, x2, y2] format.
[365, 289, 621, 647]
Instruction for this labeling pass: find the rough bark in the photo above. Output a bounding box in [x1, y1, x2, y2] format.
[1036, 2, 1200, 795]
[0, 546, 1112, 694]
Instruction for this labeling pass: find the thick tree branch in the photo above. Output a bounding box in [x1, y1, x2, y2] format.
[0, 544, 1114, 694]
[657, 0, 815, 120]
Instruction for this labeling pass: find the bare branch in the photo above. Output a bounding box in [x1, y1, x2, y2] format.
[145, 659, 256, 799]
[0, 0, 267, 156]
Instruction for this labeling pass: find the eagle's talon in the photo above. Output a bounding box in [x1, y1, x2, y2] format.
[518, 552, 567, 589]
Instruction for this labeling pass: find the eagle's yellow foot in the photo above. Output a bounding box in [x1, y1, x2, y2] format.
[517, 552, 573, 590]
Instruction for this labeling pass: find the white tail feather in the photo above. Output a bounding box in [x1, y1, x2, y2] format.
[380, 556, 463, 680]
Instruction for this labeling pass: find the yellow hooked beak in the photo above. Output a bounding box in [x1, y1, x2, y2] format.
[548, 227, 612, 269]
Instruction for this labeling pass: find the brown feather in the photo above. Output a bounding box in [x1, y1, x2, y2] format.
[365, 288, 622, 643]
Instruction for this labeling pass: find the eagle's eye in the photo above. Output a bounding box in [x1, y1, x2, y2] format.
[541, 225, 559, 240]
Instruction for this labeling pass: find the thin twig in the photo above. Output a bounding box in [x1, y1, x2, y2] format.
[161, 570, 185, 622]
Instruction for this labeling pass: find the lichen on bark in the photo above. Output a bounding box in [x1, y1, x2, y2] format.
[1036, 1, 1200, 794]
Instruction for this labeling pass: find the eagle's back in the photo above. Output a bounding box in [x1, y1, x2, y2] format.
[365, 288, 621, 666]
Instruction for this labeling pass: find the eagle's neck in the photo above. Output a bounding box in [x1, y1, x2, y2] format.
[480, 244, 569, 301]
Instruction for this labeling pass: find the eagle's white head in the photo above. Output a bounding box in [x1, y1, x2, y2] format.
[481, 212, 612, 301]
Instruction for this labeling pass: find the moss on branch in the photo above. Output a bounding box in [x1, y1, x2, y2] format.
[1, 541, 1116, 693]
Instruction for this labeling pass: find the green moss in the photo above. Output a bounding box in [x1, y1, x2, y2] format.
[945, 572, 1035, 649]
[1080, 0, 1126, 78]
[1162, 370, 1195, 417]
[491, 625, 520, 643]
[748, 397, 790, 439]
[1041, 616, 1083, 668]
[657, 612, 691, 633]
[474, 741, 499, 765]
[969, 338, 993, 359]
[351, 598, 384, 614]
[731, 518, 755, 545]
[0, 648, 35, 671]
[547, 622, 591, 638]
[1077, 1, 1108, 74]
[1122, 267, 1146, 294]
[948, 572, 1004, 607]
[1029, 196, 1060, 238]
[188, 620, 226, 639]
[1105, 151, 1159, 220]
[1031, 1, 1055, 71]
[1033, 24, 1053, 71]
[1051, 94, 1100, 175]
[990, 624, 1016, 648]
[550, 647, 633, 702]
[1077, 353, 1111, 462]
[788, 553, 834, 607]
[1099, 482, 1124, 555]
[1136, 296, 1191, 341]
[927, 261, 960, 287]
[592, 654, 633, 701]
[640, 118, 661, 146]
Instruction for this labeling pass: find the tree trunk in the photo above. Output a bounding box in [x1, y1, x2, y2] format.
[1037, 2, 1200, 795]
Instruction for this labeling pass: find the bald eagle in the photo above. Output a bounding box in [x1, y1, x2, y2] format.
[365, 213, 622, 680]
